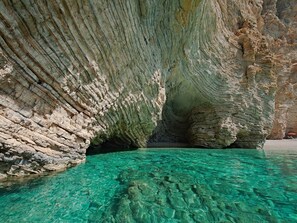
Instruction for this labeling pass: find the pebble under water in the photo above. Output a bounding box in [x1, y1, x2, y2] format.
[0, 149, 297, 222]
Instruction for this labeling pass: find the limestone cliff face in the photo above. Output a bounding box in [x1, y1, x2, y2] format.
[0, 0, 294, 179]
[262, 0, 297, 139]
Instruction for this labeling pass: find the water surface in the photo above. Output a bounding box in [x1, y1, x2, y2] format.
[0, 149, 297, 222]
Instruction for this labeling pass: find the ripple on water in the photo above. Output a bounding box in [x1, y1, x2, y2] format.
[0, 149, 297, 222]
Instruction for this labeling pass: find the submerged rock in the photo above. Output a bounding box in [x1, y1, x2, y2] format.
[98, 165, 279, 223]
[0, 0, 296, 178]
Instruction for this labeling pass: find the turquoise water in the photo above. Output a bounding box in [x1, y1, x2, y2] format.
[0, 149, 297, 223]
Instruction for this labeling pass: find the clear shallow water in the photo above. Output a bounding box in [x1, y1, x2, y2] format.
[0, 149, 297, 223]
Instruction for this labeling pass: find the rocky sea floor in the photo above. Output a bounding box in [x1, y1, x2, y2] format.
[0, 149, 297, 222]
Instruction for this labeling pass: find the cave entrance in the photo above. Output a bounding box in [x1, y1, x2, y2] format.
[147, 115, 192, 148]
[86, 137, 138, 155]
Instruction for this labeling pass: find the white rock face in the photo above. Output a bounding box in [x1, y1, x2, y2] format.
[0, 0, 295, 179]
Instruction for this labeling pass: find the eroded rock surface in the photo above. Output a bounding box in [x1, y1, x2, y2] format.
[263, 0, 297, 139]
[0, 0, 295, 179]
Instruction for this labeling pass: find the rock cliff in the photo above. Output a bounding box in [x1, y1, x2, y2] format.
[262, 0, 297, 139]
[0, 0, 295, 179]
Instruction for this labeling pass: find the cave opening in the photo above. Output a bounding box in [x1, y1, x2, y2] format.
[86, 137, 138, 155]
[147, 116, 192, 148]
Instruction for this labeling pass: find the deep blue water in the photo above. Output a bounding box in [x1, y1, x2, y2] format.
[0, 149, 297, 222]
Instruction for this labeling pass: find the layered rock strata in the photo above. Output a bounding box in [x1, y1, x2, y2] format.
[0, 0, 294, 179]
